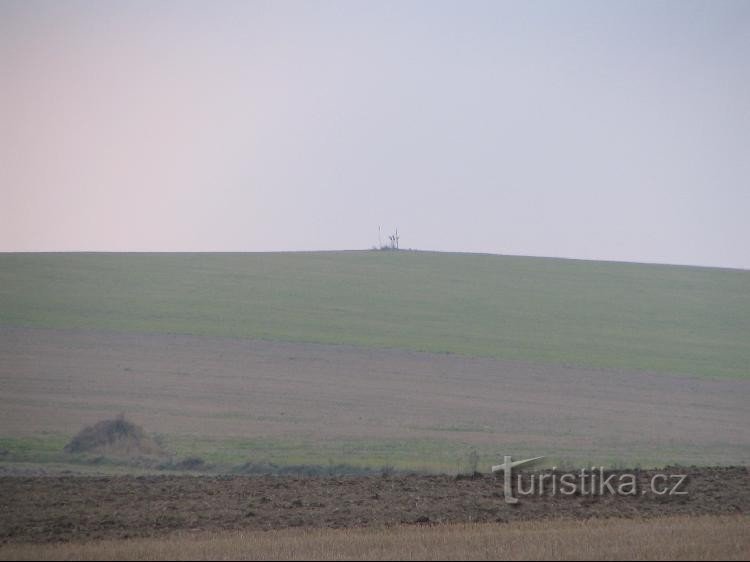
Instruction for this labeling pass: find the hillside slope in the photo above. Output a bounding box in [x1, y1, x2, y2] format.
[1, 251, 747, 377]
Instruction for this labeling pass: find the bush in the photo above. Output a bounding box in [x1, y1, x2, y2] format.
[64, 414, 163, 457]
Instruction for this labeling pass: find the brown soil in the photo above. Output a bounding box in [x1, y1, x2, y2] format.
[1, 467, 747, 544]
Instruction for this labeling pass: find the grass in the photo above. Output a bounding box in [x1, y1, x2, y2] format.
[164, 435, 518, 474]
[0, 434, 469, 474]
[0, 434, 514, 474]
[1, 251, 748, 378]
[1, 515, 747, 560]
[162, 435, 733, 473]
[1, 433, 738, 475]
[0, 435, 69, 464]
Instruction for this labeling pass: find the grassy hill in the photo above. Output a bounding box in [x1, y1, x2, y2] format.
[1, 251, 748, 378]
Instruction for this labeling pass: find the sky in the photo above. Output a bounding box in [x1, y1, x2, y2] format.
[1, 0, 749, 269]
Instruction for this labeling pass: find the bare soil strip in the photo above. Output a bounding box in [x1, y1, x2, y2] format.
[0, 467, 747, 544]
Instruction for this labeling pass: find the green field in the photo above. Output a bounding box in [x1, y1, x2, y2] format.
[1, 251, 748, 378]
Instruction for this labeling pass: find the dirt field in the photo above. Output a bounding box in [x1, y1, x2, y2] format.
[0, 467, 747, 544]
[1, 515, 748, 561]
[1, 327, 749, 468]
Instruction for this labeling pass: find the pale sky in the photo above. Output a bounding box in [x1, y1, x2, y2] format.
[2, 0, 749, 268]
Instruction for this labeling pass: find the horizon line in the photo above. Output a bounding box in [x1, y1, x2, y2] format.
[1, 248, 747, 273]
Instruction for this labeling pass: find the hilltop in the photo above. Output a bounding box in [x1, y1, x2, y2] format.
[0, 251, 748, 378]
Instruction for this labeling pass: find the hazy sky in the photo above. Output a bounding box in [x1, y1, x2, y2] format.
[2, 0, 749, 268]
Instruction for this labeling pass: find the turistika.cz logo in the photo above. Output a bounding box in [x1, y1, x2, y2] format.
[492, 456, 689, 504]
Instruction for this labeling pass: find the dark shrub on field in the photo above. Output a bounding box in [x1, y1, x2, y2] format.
[64, 415, 164, 457]
[158, 456, 209, 471]
[232, 462, 391, 477]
